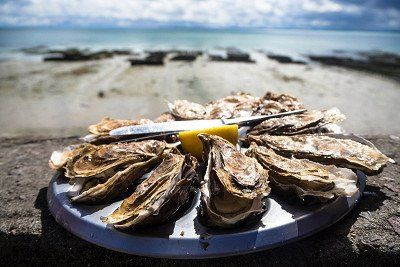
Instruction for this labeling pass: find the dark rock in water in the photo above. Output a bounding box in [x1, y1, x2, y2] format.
[267, 54, 306, 65]
[97, 91, 105, 98]
[110, 49, 132, 55]
[129, 51, 168, 66]
[209, 48, 255, 63]
[43, 48, 132, 61]
[308, 51, 400, 80]
[170, 51, 202, 61]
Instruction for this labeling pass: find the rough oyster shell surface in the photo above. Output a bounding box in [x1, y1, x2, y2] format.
[168, 99, 207, 120]
[246, 143, 357, 202]
[154, 112, 176, 122]
[198, 134, 270, 228]
[70, 156, 161, 204]
[248, 108, 345, 137]
[248, 134, 390, 175]
[105, 153, 198, 229]
[88, 117, 153, 136]
[205, 92, 259, 119]
[166, 91, 304, 121]
[64, 140, 166, 178]
[261, 92, 304, 111]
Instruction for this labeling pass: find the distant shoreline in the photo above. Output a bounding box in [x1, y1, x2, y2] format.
[6, 46, 400, 80]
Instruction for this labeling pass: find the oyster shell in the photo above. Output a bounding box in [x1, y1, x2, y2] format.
[50, 140, 167, 204]
[261, 92, 304, 111]
[205, 92, 259, 119]
[248, 108, 345, 136]
[70, 156, 160, 203]
[105, 153, 198, 229]
[49, 144, 87, 170]
[63, 140, 166, 178]
[166, 91, 305, 121]
[88, 117, 153, 136]
[248, 134, 390, 175]
[154, 112, 176, 122]
[198, 134, 270, 228]
[246, 143, 357, 202]
[168, 100, 207, 120]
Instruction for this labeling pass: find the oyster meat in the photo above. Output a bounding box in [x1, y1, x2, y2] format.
[198, 134, 270, 228]
[246, 143, 357, 202]
[248, 134, 391, 175]
[49, 140, 166, 204]
[105, 153, 198, 229]
[248, 108, 345, 136]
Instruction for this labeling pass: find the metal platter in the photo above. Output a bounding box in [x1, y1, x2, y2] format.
[47, 169, 365, 259]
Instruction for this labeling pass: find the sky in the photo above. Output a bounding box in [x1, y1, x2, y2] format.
[0, 0, 399, 30]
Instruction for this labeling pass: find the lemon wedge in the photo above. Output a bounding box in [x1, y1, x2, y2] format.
[178, 124, 238, 160]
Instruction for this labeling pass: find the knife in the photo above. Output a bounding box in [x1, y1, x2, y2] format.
[109, 109, 306, 137]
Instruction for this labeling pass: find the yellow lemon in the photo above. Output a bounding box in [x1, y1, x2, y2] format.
[178, 124, 238, 160]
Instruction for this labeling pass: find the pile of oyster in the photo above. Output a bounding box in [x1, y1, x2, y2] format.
[49, 91, 393, 230]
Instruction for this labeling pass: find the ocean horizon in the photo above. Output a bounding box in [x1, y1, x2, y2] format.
[1, 27, 400, 61]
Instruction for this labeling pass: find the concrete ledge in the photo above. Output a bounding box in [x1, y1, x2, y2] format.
[0, 135, 399, 264]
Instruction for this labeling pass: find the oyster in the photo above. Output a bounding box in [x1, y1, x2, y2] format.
[166, 91, 305, 121]
[105, 153, 198, 229]
[71, 156, 160, 203]
[205, 92, 259, 119]
[246, 143, 357, 202]
[248, 108, 345, 136]
[198, 134, 270, 228]
[168, 100, 207, 120]
[63, 140, 166, 178]
[49, 144, 87, 170]
[261, 92, 304, 111]
[88, 117, 153, 136]
[154, 112, 176, 122]
[50, 140, 167, 204]
[248, 134, 390, 175]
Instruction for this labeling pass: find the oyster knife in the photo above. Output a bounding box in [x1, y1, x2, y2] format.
[109, 109, 306, 137]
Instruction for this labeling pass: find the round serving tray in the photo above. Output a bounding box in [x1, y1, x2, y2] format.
[47, 170, 366, 259]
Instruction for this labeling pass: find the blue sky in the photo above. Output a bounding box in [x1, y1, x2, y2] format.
[0, 0, 399, 30]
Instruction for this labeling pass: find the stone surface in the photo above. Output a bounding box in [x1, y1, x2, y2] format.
[0, 135, 399, 265]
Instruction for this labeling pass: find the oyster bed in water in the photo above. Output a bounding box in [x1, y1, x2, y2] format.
[49, 91, 392, 230]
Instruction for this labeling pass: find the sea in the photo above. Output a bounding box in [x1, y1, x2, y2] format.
[0, 27, 400, 61]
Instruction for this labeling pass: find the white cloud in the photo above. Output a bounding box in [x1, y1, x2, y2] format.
[0, 0, 397, 29]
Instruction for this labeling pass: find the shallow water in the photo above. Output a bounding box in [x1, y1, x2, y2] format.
[1, 28, 400, 60]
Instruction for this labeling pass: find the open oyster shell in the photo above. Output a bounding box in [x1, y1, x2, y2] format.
[248, 134, 391, 175]
[63, 140, 166, 178]
[247, 108, 345, 137]
[49, 144, 87, 170]
[84, 117, 154, 144]
[168, 99, 207, 120]
[246, 143, 357, 202]
[154, 112, 176, 122]
[88, 117, 153, 136]
[198, 134, 270, 228]
[105, 153, 198, 229]
[70, 156, 160, 204]
[166, 91, 305, 121]
[261, 92, 304, 111]
[49, 140, 166, 204]
[205, 92, 259, 119]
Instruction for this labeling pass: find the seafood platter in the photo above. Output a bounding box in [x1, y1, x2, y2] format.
[47, 91, 393, 258]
